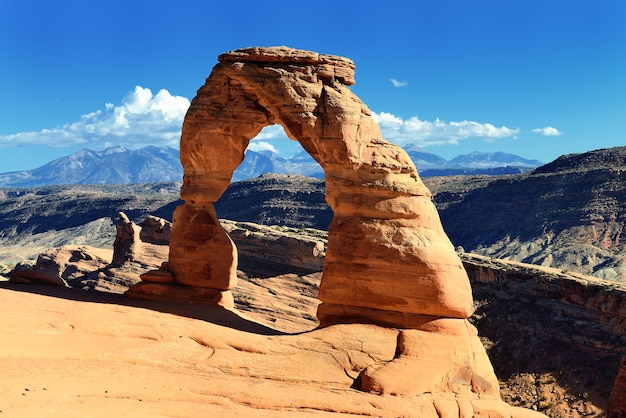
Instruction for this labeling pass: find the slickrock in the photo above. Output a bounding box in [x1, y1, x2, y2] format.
[0, 286, 543, 417]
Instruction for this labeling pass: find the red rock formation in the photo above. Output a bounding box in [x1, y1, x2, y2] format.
[9, 246, 109, 287]
[127, 46, 473, 325]
[140, 215, 172, 245]
[111, 212, 142, 267]
[124, 47, 545, 416]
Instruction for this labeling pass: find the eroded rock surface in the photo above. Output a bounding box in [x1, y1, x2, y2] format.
[221, 220, 326, 275]
[130, 46, 473, 326]
[0, 287, 544, 417]
[123, 46, 543, 416]
[140, 215, 172, 245]
[111, 212, 142, 267]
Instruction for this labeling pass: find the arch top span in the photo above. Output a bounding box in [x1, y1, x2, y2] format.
[127, 46, 473, 328]
[217, 46, 357, 86]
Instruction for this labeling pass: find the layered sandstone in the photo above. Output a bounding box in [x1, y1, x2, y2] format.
[129, 46, 473, 326]
[221, 220, 326, 274]
[111, 212, 142, 267]
[463, 252, 626, 414]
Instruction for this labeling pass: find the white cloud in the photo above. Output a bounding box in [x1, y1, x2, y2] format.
[0, 88, 524, 158]
[253, 124, 290, 141]
[532, 126, 562, 136]
[247, 141, 279, 154]
[0, 86, 190, 149]
[389, 78, 408, 88]
[372, 111, 520, 146]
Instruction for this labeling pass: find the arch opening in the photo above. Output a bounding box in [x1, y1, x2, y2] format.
[230, 124, 325, 183]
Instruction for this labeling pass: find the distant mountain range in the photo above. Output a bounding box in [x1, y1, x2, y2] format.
[0, 145, 543, 187]
[0, 146, 183, 187]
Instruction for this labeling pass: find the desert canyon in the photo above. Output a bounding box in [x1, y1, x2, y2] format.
[2, 47, 624, 417]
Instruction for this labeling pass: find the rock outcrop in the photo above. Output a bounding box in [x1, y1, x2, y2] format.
[111, 212, 142, 267]
[140, 215, 172, 245]
[221, 220, 326, 275]
[9, 246, 109, 287]
[9, 267, 67, 286]
[7, 213, 169, 293]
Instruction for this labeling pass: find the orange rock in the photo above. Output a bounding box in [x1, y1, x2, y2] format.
[137, 46, 472, 326]
[359, 319, 499, 397]
[111, 212, 142, 267]
[9, 269, 66, 286]
[121, 47, 545, 416]
[139, 269, 174, 283]
[125, 282, 234, 308]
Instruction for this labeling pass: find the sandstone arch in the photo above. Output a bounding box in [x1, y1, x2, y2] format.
[122, 48, 552, 416]
[127, 46, 473, 328]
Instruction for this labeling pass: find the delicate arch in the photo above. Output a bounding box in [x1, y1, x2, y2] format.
[127, 47, 473, 328]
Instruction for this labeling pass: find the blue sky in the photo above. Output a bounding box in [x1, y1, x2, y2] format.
[1, 0, 624, 172]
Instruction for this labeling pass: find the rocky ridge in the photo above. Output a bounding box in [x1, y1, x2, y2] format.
[215, 173, 332, 230]
[431, 147, 626, 283]
[462, 252, 626, 416]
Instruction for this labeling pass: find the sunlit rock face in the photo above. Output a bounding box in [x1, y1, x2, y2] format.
[122, 47, 549, 417]
[127, 46, 473, 324]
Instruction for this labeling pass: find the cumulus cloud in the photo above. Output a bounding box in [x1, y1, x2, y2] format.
[0, 86, 190, 149]
[372, 111, 519, 146]
[0, 87, 524, 158]
[253, 124, 290, 141]
[389, 78, 408, 88]
[247, 141, 279, 154]
[532, 126, 562, 136]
